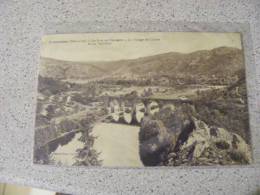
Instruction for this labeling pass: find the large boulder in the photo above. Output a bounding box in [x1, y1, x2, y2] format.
[166, 117, 252, 166]
[139, 116, 172, 166]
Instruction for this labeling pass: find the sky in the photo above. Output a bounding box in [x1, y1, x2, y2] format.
[41, 32, 242, 62]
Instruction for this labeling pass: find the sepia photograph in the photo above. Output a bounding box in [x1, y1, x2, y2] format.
[34, 32, 252, 167]
[0, 182, 71, 195]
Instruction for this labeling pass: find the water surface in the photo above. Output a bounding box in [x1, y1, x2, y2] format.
[92, 123, 143, 167]
[50, 132, 84, 166]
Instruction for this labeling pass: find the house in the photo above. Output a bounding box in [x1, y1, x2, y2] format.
[157, 75, 170, 85]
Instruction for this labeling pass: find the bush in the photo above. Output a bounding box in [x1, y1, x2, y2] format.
[229, 150, 248, 164]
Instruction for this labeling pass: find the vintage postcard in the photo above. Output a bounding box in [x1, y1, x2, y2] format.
[0, 183, 71, 195]
[34, 32, 252, 167]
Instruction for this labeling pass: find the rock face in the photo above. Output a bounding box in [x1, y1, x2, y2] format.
[139, 116, 172, 166]
[139, 107, 252, 166]
[167, 117, 252, 166]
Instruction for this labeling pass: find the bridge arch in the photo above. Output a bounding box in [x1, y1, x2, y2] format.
[105, 95, 192, 125]
[123, 100, 133, 124]
[147, 101, 160, 115]
[135, 102, 146, 124]
[109, 99, 120, 121]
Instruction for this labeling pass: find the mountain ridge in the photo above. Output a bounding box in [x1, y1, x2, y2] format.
[41, 46, 241, 64]
[39, 46, 244, 81]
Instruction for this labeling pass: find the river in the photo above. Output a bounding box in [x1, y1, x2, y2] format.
[92, 123, 143, 167]
[50, 132, 84, 166]
[50, 123, 143, 167]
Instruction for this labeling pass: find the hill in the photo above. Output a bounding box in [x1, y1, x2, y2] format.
[39, 47, 244, 81]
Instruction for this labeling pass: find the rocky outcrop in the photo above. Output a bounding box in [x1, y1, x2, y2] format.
[166, 117, 252, 166]
[139, 107, 252, 166]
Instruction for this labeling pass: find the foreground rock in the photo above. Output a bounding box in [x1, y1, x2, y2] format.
[139, 106, 252, 166]
[166, 117, 252, 166]
[139, 116, 172, 166]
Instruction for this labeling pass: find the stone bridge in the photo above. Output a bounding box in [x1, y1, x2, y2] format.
[100, 96, 193, 125]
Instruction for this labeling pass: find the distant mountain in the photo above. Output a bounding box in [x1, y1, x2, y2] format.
[39, 58, 108, 79]
[39, 47, 244, 80]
